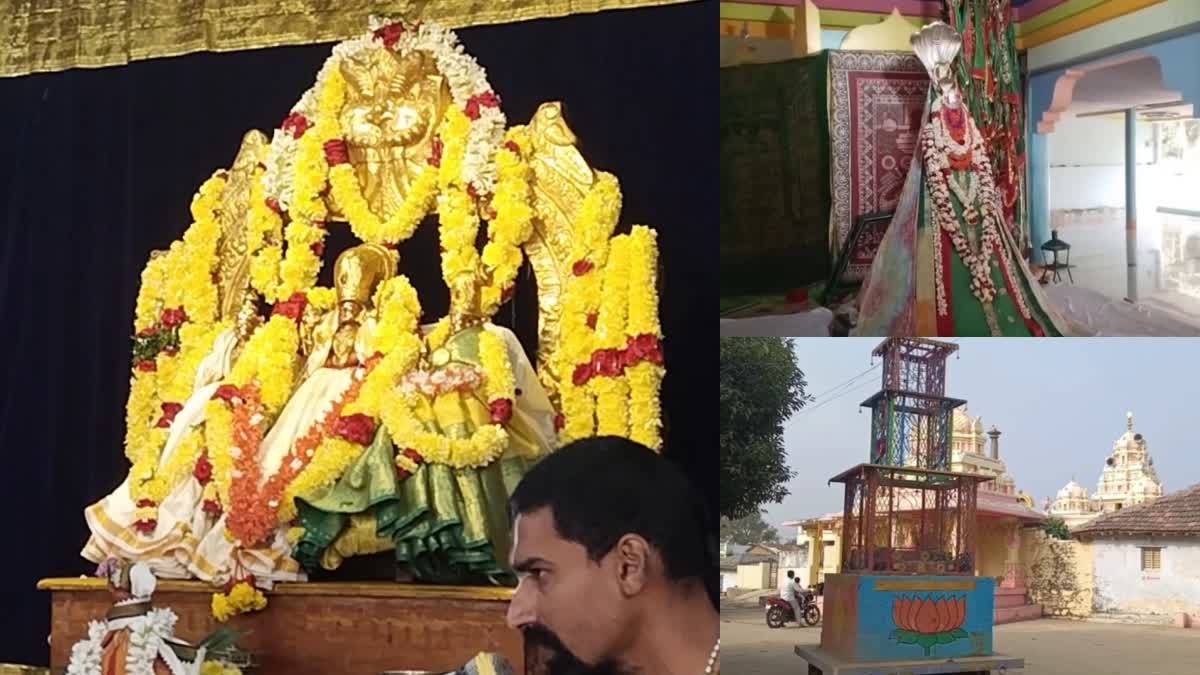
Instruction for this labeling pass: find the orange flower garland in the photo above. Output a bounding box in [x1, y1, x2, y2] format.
[224, 383, 272, 545]
[224, 357, 378, 546]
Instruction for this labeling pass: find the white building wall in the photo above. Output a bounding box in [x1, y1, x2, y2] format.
[777, 549, 809, 591]
[721, 570, 738, 592]
[1091, 537, 1200, 616]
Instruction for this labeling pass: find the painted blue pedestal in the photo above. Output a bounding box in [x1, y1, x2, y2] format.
[819, 574, 996, 662]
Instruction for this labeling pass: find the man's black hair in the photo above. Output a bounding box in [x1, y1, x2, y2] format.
[787, 570, 794, 578]
[509, 436, 711, 585]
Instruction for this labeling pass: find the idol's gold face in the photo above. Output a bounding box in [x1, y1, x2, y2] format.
[337, 299, 364, 325]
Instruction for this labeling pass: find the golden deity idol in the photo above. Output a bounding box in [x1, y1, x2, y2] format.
[89, 20, 665, 599]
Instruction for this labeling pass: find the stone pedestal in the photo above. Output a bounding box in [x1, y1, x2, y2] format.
[40, 578, 548, 674]
[796, 644, 1023, 675]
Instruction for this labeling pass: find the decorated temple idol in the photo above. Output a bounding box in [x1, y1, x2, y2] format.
[855, 23, 1078, 336]
[81, 18, 665, 615]
[721, 1, 1200, 337]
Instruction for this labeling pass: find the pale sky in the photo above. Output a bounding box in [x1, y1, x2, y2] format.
[763, 338, 1200, 542]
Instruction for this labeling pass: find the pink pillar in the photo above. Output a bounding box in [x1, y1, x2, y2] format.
[1002, 522, 1020, 589]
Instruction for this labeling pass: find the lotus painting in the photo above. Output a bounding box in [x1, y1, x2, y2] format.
[819, 574, 994, 662]
[890, 594, 969, 656]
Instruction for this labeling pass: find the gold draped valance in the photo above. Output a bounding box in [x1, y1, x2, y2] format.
[0, 0, 693, 78]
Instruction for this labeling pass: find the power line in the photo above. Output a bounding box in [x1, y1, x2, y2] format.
[806, 363, 880, 402]
[796, 376, 879, 418]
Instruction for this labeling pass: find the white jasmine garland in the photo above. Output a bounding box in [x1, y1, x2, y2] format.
[923, 96, 1004, 307]
[262, 128, 299, 209]
[126, 619, 158, 675]
[66, 621, 107, 675]
[66, 610, 186, 675]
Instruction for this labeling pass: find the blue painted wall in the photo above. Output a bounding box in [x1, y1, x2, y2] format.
[822, 29, 849, 50]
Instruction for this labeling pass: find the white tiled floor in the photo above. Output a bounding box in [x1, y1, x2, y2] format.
[1047, 216, 1200, 327]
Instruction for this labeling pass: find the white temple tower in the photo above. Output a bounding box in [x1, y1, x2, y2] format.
[1049, 411, 1164, 528]
[1094, 411, 1164, 511]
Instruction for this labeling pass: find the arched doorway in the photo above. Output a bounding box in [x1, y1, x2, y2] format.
[1032, 52, 1200, 324]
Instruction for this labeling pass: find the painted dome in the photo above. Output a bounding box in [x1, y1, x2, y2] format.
[1057, 479, 1088, 499]
[952, 408, 983, 435]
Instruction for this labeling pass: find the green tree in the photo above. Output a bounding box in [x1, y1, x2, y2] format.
[720, 510, 780, 545]
[720, 337, 809, 519]
[1040, 517, 1071, 540]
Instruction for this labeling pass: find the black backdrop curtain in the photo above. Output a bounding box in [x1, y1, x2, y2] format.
[0, 1, 715, 665]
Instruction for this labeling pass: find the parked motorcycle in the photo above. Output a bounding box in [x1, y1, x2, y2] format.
[764, 592, 821, 628]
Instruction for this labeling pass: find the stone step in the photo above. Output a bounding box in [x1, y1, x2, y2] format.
[1085, 611, 1178, 626]
[995, 603, 1043, 624]
[995, 592, 1031, 608]
[994, 586, 1030, 608]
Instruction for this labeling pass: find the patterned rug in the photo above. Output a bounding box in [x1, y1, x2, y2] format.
[720, 53, 831, 296]
[828, 50, 929, 281]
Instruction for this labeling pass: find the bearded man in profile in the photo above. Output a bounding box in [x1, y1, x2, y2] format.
[506, 436, 720, 675]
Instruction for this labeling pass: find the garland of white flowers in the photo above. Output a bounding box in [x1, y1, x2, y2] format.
[66, 609, 201, 675]
[385, 19, 506, 196]
[923, 96, 1001, 308]
[261, 19, 505, 211]
[66, 621, 106, 675]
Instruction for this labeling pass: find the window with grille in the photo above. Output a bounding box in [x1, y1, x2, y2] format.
[1141, 547, 1162, 571]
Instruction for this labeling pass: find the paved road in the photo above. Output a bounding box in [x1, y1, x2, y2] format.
[721, 605, 1200, 675]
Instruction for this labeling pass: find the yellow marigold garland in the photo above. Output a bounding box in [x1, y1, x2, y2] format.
[436, 108, 481, 317]
[379, 324, 514, 472]
[127, 253, 170, 484]
[626, 225, 663, 450]
[201, 661, 243, 675]
[211, 580, 267, 622]
[133, 253, 168, 331]
[556, 172, 622, 442]
[228, 315, 301, 411]
[478, 127, 534, 316]
[591, 235, 631, 436]
[126, 172, 227, 526]
[306, 286, 336, 312]
[247, 168, 286, 302]
[424, 317, 454, 352]
[125, 369, 165, 485]
[203, 401, 236, 510]
[138, 428, 206, 505]
[380, 393, 509, 469]
[327, 71, 442, 245]
[479, 329, 515, 405]
[181, 174, 226, 324]
[276, 72, 342, 299]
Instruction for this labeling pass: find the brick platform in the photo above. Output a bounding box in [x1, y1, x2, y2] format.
[39, 578, 549, 674]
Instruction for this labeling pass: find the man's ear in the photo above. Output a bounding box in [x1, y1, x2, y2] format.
[612, 534, 653, 597]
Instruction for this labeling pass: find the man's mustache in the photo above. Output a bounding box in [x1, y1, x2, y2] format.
[522, 625, 624, 675]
